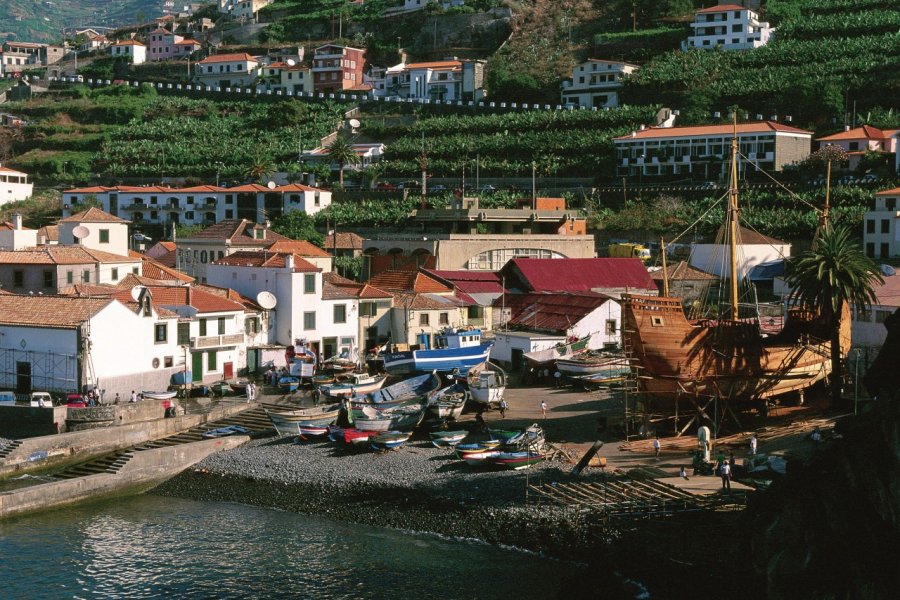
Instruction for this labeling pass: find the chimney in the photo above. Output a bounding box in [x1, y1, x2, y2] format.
[844, 125, 850, 132]
[285, 254, 295, 269]
[11, 213, 22, 230]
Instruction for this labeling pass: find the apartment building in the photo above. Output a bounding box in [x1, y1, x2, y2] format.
[685, 4, 773, 51]
[561, 59, 638, 109]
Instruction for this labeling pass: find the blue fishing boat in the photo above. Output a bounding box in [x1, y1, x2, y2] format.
[370, 431, 411, 451]
[381, 328, 494, 375]
[278, 376, 300, 393]
[349, 372, 441, 409]
[430, 430, 468, 447]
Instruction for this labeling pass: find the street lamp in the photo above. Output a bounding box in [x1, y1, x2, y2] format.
[215, 161, 224, 188]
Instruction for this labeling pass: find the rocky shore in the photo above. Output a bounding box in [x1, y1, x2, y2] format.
[155, 434, 755, 599]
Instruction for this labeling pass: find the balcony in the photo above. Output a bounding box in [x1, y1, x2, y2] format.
[192, 333, 245, 349]
[122, 202, 148, 211]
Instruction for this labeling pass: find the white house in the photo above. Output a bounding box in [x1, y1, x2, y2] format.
[174, 219, 332, 283]
[207, 251, 360, 359]
[218, 0, 273, 20]
[689, 225, 790, 280]
[110, 40, 147, 64]
[61, 182, 332, 228]
[816, 125, 899, 172]
[0, 294, 180, 396]
[194, 52, 259, 88]
[851, 268, 900, 355]
[0, 164, 33, 206]
[685, 4, 773, 51]
[78, 35, 110, 53]
[490, 330, 567, 370]
[561, 60, 638, 109]
[302, 143, 385, 175]
[864, 188, 900, 260]
[58, 207, 131, 256]
[0, 214, 38, 251]
[377, 59, 486, 102]
[0, 246, 141, 294]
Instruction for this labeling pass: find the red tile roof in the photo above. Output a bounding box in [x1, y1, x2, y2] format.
[501, 258, 657, 294]
[0, 166, 26, 175]
[129, 250, 194, 282]
[816, 125, 899, 142]
[322, 272, 392, 300]
[323, 232, 365, 251]
[266, 240, 331, 257]
[499, 292, 613, 333]
[212, 251, 320, 272]
[367, 270, 453, 294]
[112, 40, 145, 47]
[0, 246, 139, 265]
[875, 187, 900, 196]
[393, 292, 469, 310]
[192, 283, 263, 311]
[183, 219, 290, 245]
[198, 53, 257, 64]
[114, 285, 246, 313]
[405, 60, 462, 70]
[697, 4, 751, 13]
[615, 121, 812, 141]
[59, 207, 129, 223]
[0, 295, 115, 327]
[649, 261, 717, 282]
[710, 224, 787, 246]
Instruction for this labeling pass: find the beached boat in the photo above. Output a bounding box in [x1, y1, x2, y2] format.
[523, 334, 591, 368]
[467, 363, 507, 408]
[229, 380, 251, 394]
[503, 423, 545, 452]
[278, 376, 300, 393]
[370, 431, 412, 451]
[426, 383, 468, 422]
[622, 123, 840, 410]
[352, 372, 442, 408]
[381, 328, 494, 375]
[456, 443, 502, 465]
[490, 451, 545, 470]
[430, 430, 468, 447]
[320, 373, 388, 398]
[321, 357, 357, 374]
[576, 365, 632, 389]
[265, 403, 342, 437]
[141, 390, 178, 400]
[327, 426, 378, 445]
[312, 373, 336, 387]
[555, 354, 630, 377]
[201, 425, 249, 438]
[296, 424, 330, 437]
[350, 403, 427, 432]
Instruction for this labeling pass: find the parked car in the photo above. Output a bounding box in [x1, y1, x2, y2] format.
[429, 184, 447, 194]
[859, 173, 880, 184]
[374, 181, 397, 191]
[478, 184, 497, 194]
[837, 175, 857, 185]
[29, 392, 54, 407]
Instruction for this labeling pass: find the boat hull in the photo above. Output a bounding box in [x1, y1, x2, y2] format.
[622, 294, 838, 406]
[523, 335, 591, 368]
[265, 404, 342, 437]
[141, 390, 177, 400]
[491, 452, 545, 470]
[382, 342, 494, 375]
[321, 375, 387, 398]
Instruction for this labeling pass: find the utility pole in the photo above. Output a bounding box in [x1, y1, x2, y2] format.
[420, 132, 427, 210]
[531, 162, 537, 209]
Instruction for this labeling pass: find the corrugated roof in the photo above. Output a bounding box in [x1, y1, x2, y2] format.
[425, 269, 501, 283]
[500, 292, 612, 334]
[615, 121, 811, 141]
[59, 206, 129, 223]
[0, 295, 114, 327]
[501, 258, 657, 294]
[649, 261, 717, 281]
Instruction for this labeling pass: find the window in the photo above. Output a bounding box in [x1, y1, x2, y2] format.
[304, 273, 316, 294]
[245, 317, 260, 334]
[303, 311, 316, 330]
[866, 242, 875, 257]
[334, 304, 347, 323]
[879, 219, 890, 234]
[99, 229, 109, 243]
[225, 210, 234, 219]
[207, 350, 217, 371]
[881, 243, 890, 258]
[867, 220, 876, 234]
[133, 267, 139, 275]
[177, 322, 190, 345]
[731, 24, 742, 32]
[200, 250, 208, 263]
[111, 268, 118, 281]
[849, 142, 859, 151]
[651, 316, 664, 327]
[82, 270, 90, 283]
[606, 319, 617, 335]
[155, 323, 168, 343]
[314, 192, 320, 207]
[67, 270, 73, 285]
[467, 306, 483, 319]
[218, 317, 225, 335]
[359, 302, 374, 317]
[886, 198, 897, 211]
[439, 312, 449, 325]
[199, 318, 207, 336]
[420, 313, 430, 326]
[13, 270, 23, 287]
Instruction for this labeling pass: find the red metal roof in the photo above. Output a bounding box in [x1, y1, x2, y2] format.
[501, 258, 657, 294]
[615, 121, 811, 141]
[500, 292, 612, 333]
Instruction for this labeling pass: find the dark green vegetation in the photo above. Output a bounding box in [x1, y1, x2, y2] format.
[0, 0, 160, 42]
[5, 85, 350, 183]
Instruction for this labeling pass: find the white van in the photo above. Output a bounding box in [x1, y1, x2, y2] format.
[0, 391, 15, 406]
[29, 392, 53, 407]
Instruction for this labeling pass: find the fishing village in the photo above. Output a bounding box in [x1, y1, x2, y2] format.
[2, 1, 900, 598]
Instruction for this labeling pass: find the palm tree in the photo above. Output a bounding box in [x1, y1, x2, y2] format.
[244, 153, 273, 184]
[784, 225, 883, 407]
[326, 134, 359, 189]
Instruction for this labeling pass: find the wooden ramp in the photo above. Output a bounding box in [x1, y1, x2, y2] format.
[528, 476, 748, 519]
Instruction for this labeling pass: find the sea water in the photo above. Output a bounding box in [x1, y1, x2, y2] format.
[0, 495, 590, 599]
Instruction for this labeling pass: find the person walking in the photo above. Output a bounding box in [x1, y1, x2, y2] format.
[246, 382, 253, 403]
[540, 400, 548, 419]
[653, 435, 661, 459]
[720, 459, 731, 491]
[498, 398, 508, 418]
[749, 433, 758, 456]
[130, 390, 137, 403]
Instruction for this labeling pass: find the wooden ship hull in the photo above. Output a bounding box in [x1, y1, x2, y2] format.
[622, 294, 847, 405]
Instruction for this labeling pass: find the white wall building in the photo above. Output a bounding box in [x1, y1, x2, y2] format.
[376, 59, 486, 102]
[851, 270, 900, 352]
[194, 52, 259, 88]
[218, 0, 273, 20]
[689, 225, 791, 280]
[685, 4, 773, 51]
[0, 294, 180, 396]
[0, 214, 38, 251]
[489, 331, 566, 370]
[62, 183, 331, 228]
[0, 246, 141, 294]
[109, 40, 147, 64]
[58, 207, 131, 256]
[0, 165, 33, 206]
[864, 188, 900, 260]
[561, 60, 638, 109]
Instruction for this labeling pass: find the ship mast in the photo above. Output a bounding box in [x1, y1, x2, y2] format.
[728, 112, 740, 321]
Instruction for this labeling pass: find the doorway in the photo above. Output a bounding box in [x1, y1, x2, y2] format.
[322, 337, 338, 361]
[223, 362, 234, 379]
[191, 352, 203, 382]
[15, 361, 31, 394]
[511, 349, 523, 372]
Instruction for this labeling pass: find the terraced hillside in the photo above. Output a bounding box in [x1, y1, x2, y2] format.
[0, 0, 163, 42]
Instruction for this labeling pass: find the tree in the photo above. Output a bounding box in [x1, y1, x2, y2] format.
[784, 225, 884, 407]
[270, 211, 324, 247]
[326, 135, 360, 189]
[244, 152, 273, 184]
